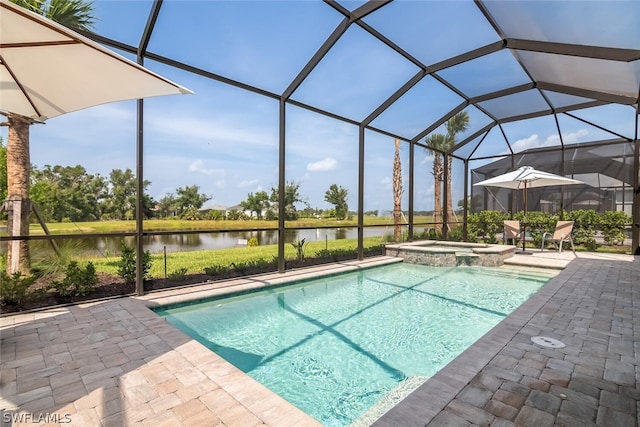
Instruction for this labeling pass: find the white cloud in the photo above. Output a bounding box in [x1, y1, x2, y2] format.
[510, 134, 543, 152]
[307, 157, 337, 172]
[238, 179, 259, 188]
[561, 129, 589, 144]
[419, 153, 434, 165]
[508, 129, 589, 153]
[188, 160, 225, 176]
[380, 176, 392, 190]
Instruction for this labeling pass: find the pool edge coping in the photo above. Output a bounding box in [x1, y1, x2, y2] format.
[137, 256, 403, 309]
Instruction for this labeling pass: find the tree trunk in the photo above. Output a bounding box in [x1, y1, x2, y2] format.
[433, 154, 443, 234]
[6, 114, 31, 274]
[393, 138, 403, 242]
[445, 155, 455, 227]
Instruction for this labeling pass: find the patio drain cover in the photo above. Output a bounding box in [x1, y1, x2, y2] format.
[531, 336, 565, 348]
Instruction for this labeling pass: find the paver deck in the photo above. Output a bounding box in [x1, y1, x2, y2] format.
[1, 252, 638, 426]
[375, 252, 639, 427]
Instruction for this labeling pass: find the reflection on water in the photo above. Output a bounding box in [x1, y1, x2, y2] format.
[2, 227, 395, 258]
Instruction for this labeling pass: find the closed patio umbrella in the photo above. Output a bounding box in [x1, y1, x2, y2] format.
[473, 166, 583, 253]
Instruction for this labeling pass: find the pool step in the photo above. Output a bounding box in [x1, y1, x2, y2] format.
[456, 252, 481, 266]
[351, 376, 430, 427]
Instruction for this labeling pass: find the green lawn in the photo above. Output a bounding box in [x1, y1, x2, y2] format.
[1, 216, 435, 236]
[84, 236, 385, 278]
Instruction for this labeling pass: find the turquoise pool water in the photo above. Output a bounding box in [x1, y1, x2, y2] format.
[155, 263, 553, 426]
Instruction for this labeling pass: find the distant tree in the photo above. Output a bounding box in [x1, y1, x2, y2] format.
[301, 206, 322, 218]
[101, 169, 153, 220]
[269, 181, 305, 220]
[31, 165, 106, 222]
[103, 168, 135, 220]
[241, 191, 270, 219]
[175, 185, 210, 215]
[29, 177, 56, 221]
[156, 194, 178, 218]
[138, 192, 156, 220]
[324, 184, 349, 220]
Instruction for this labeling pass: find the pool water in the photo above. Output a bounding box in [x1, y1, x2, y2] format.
[155, 263, 553, 426]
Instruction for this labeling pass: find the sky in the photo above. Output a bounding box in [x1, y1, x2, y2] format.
[2, 0, 638, 213]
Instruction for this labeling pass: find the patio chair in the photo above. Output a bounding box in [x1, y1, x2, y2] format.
[503, 220, 521, 245]
[541, 221, 575, 253]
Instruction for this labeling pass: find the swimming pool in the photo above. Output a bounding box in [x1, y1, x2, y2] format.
[154, 263, 554, 426]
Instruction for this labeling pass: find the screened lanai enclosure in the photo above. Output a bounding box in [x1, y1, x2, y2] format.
[1, 0, 639, 295]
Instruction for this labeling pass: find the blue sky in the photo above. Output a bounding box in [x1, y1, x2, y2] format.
[2, 0, 637, 213]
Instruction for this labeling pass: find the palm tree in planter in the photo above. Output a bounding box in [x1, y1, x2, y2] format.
[2, 0, 95, 274]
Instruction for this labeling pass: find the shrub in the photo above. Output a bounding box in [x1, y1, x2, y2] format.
[600, 210, 630, 245]
[117, 242, 152, 285]
[50, 261, 98, 297]
[180, 206, 201, 220]
[316, 248, 357, 260]
[230, 261, 248, 273]
[204, 265, 227, 276]
[567, 209, 598, 250]
[207, 209, 225, 220]
[253, 258, 276, 270]
[0, 272, 37, 307]
[291, 238, 308, 261]
[168, 267, 188, 281]
[414, 227, 440, 240]
[516, 211, 557, 247]
[469, 210, 505, 244]
[446, 226, 464, 241]
[226, 209, 242, 220]
[247, 237, 259, 247]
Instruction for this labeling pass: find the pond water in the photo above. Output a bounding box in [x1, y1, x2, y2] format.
[7, 227, 397, 257]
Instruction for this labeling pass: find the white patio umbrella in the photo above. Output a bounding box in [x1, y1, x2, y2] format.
[473, 166, 583, 253]
[0, 0, 192, 275]
[0, 0, 193, 120]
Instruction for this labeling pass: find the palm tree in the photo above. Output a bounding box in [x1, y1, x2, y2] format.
[3, 0, 95, 274]
[425, 112, 470, 234]
[392, 138, 403, 242]
[444, 112, 470, 225]
[424, 133, 447, 233]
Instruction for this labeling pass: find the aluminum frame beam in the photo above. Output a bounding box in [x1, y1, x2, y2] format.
[506, 38, 640, 62]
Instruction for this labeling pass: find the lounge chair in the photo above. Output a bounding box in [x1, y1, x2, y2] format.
[503, 220, 521, 245]
[541, 221, 575, 253]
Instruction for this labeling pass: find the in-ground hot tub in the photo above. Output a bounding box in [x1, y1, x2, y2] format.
[385, 240, 515, 267]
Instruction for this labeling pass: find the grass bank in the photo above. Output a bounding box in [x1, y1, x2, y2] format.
[80, 236, 386, 279]
[7, 216, 434, 235]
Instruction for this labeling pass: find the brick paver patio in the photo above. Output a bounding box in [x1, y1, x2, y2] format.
[376, 253, 639, 427]
[1, 253, 638, 426]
